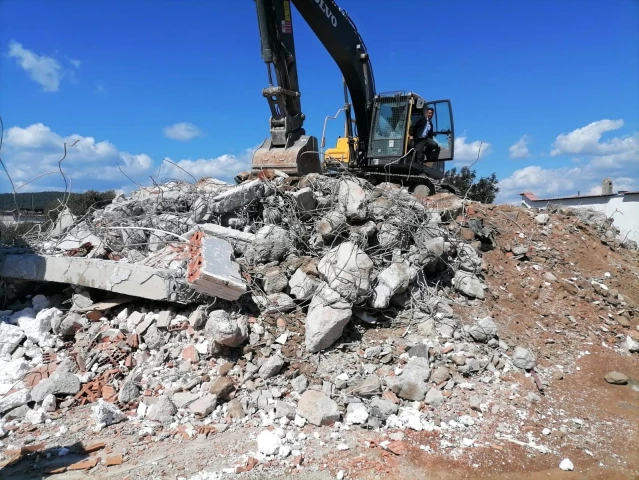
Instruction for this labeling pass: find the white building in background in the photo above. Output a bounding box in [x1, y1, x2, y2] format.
[519, 178, 639, 243]
[0, 212, 47, 225]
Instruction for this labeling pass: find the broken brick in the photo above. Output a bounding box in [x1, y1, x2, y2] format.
[105, 454, 123, 466]
[68, 458, 99, 470]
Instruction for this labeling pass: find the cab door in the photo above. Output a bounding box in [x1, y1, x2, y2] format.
[427, 100, 454, 161]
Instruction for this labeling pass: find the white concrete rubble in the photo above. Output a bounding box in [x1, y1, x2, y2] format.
[188, 236, 247, 301]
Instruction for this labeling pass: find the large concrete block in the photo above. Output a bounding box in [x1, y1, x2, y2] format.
[186, 232, 247, 301]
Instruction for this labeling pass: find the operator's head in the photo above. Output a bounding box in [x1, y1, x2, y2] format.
[426, 107, 434, 119]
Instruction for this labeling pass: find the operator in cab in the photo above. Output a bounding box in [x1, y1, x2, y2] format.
[409, 107, 441, 163]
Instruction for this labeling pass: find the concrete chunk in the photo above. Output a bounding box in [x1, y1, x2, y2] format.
[0, 255, 178, 301]
[317, 241, 373, 303]
[305, 284, 352, 353]
[205, 311, 248, 347]
[187, 235, 247, 301]
[199, 223, 256, 254]
[208, 179, 268, 215]
[370, 261, 418, 309]
[0, 322, 25, 356]
[297, 390, 340, 426]
[338, 179, 368, 220]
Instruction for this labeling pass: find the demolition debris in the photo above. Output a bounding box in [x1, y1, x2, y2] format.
[0, 172, 637, 477]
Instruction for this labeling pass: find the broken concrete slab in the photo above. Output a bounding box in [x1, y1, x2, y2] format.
[199, 223, 256, 254]
[208, 179, 269, 215]
[305, 284, 352, 353]
[186, 233, 247, 301]
[0, 254, 181, 302]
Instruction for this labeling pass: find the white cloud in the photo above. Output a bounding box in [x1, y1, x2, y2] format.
[7, 40, 78, 92]
[163, 122, 204, 141]
[0, 122, 255, 193]
[509, 134, 531, 159]
[160, 147, 257, 182]
[66, 57, 82, 69]
[452, 137, 491, 165]
[2, 123, 153, 188]
[496, 121, 639, 204]
[550, 119, 637, 160]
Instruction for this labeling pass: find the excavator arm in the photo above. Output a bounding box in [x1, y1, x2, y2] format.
[252, 0, 376, 174]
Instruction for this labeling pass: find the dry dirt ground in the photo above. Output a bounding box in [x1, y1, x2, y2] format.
[1, 203, 638, 480]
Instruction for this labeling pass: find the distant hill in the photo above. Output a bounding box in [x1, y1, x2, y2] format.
[0, 190, 116, 216]
[0, 191, 66, 212]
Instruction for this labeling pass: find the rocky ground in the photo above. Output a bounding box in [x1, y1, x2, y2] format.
[0, 173, 638, 479]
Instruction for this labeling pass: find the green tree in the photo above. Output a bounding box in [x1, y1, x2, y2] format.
[44, 190, 116, 221]
[443, 166, 500, 204]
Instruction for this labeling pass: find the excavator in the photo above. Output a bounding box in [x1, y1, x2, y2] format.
[251, 0, 456, 194]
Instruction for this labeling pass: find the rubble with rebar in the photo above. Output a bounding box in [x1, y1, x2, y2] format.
[1, 172, 638, 477]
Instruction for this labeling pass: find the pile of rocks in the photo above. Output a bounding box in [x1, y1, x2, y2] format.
[2, 172, 639, 477]
[12, 172, 494, 351]
[0, 174, 516, 434]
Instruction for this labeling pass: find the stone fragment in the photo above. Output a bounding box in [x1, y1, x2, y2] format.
[263, 268, 289, 294]
[604, 371, 628, 385]
[259, 355, 286, 379]
[627, 335, 639, 353]
[31, 372, 81, 402]
[290, 187, 316, 212]
[316, 211, 348, 239]
[452, 271, 486, 299]
[118, 382, 140, 404]
[535, 213, 550, 225]
[42, 394, 57, 412]
[257, 430, 282, 456]
[348, 375, 381, 398]
[409, 237, 445, 269]
[291, 375, 308, 393]
[338, 179, 368, 220]
[345, 403, 369, 424]
[305, 284, 353, 353]
[146, 395, 177, 423]
[143, 325, 164, 350]
[244, 225, 292, 264]
[456, 244, 482, 274]
[210, 377, 235, 397]
[466, 316, 498, 343]
[0, 388, 31, 414]
[431, 366, 450, 384]
[512, 346, 535, 370]
[289, 267, 321, 300]
[297, 390, 340, 426]
[370, 261, 418, 309]
[227, 398, 245, 418]
[92, 399, 126, 428]
[317, 241, 373, 303]
[0, 322, 25, 356]
[188, 394, 218, 416]
[424, 387, 445, 406]
[205, 311, 248, 347]
[386, 357, 430, 401]
[369, 397, 398, 420]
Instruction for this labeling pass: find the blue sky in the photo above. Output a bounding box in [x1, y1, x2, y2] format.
[1, 0, 638, 203]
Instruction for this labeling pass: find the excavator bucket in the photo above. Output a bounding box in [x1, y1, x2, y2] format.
[251, 135, 322, 176]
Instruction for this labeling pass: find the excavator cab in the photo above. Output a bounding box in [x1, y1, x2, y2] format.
[366, 93, 454, 179]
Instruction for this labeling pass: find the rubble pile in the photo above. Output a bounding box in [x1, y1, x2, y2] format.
[542, 203, 638, 250]
[0, 172, 638, 477]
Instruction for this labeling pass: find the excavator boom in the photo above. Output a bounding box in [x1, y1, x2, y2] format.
[250, 0, 456, 192]
[251, 0, 375, 175]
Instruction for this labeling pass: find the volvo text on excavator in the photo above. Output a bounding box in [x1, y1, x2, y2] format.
[251, 0, 456, 194]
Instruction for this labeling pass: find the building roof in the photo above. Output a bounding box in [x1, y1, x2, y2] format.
[520, 191, 618, 202]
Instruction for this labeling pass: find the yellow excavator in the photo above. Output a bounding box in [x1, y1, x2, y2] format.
[251, 0, 456, 193]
